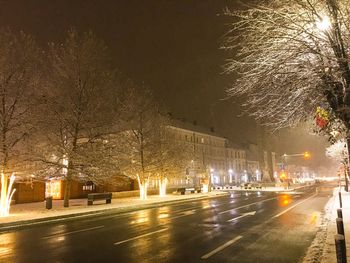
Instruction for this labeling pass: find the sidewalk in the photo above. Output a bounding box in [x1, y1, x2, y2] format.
[321, 188, 350, 263]
[0, 191, 228, 231]
[303, 187, 350, 263]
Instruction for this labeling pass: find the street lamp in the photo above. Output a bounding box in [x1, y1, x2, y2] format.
[280, 151, 311, 189]
[282, 152, 312, 164]
[316, 15, 331, 31]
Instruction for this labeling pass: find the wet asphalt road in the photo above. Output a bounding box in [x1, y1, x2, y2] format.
[0, 183, 335, 263]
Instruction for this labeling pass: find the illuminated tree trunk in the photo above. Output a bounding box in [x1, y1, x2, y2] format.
[137, 174, 148, 200]
[0, 173, 8, 215]
[158, 176, 167, 197]
[0, 173, 16, 217]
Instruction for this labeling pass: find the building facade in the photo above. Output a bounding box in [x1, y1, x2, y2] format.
[166, 122, 258, 187]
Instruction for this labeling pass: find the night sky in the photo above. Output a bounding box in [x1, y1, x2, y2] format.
[0, 0, 334, 170]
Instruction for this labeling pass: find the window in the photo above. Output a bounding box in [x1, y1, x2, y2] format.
[201, 137, 204, 143]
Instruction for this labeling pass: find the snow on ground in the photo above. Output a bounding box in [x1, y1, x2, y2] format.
[302, 187, 350, 263]
[0, 191, 227, 225]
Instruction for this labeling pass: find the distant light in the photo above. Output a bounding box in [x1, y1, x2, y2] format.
[280, 171, 287, 179]
[228, 169, 233, 173]
[304, 151, 310, 159]
[316, 16, 331, 31]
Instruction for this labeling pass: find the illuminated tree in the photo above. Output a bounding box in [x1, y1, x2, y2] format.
[0, 29, 41, 216]
[116, 87, 163, 200]
[224, 0, 350, 162]
[326, 139, 348, 163]
[39, 29, 117, 207]
[326, 139, 349, 186]
[152, 125, 190, 197]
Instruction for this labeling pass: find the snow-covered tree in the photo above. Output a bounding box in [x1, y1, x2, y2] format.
[326, 140, 348, 163]
[224, 0, 350, 162]
[0, 29, 41, 216]
[116, 87, 163, 200]
[38, 29, 118, 207]
[152, 124, 190, 197]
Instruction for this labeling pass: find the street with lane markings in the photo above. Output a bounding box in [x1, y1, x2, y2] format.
[0, 183, 335, 263]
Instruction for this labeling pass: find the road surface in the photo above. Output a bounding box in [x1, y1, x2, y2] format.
[0, 183, 334, 263]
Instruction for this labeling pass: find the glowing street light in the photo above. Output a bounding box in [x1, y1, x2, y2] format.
[282, 151, 311, 159]
[316, 15, 331, 31]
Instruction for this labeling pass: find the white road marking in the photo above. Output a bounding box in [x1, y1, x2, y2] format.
[201, 235, 243, 259]
[114, 228, 168, 245]
[219, 197, 277, 215]
[227, 211, 256, 222]
[273, 193, 317, 218]
[42, 225, 104, 239]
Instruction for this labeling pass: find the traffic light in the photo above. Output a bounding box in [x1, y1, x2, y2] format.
[280, 170, 287, 179]
[303, 151, 310, 159]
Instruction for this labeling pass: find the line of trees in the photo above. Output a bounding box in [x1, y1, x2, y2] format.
[0, 28, 188, 209]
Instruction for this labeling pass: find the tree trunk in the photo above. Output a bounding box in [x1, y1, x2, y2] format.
[63, 176, 71, 207]
[0, 173, 8, 216]
[0, 173, 16, 217]
[207, 169, 212, 193]
[159, 177, 167, 197]
[137, 174, 148, 200]
[62, 152, 73, 207]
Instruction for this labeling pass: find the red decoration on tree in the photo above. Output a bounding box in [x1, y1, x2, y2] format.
[315, 107, 329, 129]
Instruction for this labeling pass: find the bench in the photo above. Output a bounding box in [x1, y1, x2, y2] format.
[87, 193, 112, 205]
[176, 188, 186, 195]
[193, 187, 201, 193]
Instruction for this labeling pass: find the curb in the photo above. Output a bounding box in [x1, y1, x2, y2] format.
[0, 192, 228, 233]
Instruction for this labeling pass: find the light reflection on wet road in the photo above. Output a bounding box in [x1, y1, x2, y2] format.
[0, 183, 334, 263]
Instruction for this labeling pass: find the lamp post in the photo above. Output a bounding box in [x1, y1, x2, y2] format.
[280, 152, 311, 189]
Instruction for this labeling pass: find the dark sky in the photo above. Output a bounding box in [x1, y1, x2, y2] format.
[0, 0, 333, 170]
[0, 0, 255, 139]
